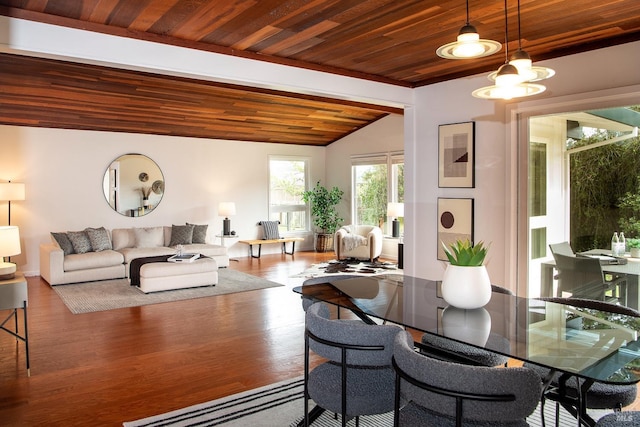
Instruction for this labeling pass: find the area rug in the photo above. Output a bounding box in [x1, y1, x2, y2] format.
[292, 259, 402, 280]
[122, 376, 588, 427]
[53, 269, 283, 314]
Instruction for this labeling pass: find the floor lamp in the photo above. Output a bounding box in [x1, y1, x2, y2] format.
[0, 182, 26, 225]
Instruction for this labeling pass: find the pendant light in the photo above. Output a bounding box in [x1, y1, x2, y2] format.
[487, 0, 555, 82]
[472, 0, 545, 100]
[436, 0, 502, 59]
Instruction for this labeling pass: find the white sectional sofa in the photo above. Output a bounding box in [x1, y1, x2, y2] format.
[40, 225, 229, 286]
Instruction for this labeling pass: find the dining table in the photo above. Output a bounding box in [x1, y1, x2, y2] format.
[293, 274, 640, 427]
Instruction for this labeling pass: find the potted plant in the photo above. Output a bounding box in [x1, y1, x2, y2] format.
[302, 181, 344, 252]
[627, 238, 640, 258]
[440, 239, 492, 309]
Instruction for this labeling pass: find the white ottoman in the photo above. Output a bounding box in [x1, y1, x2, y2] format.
[138, 257, 218, 293]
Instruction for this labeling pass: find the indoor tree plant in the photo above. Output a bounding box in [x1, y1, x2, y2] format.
[441, 239, 492, 309]
[302, 181, 344, 252]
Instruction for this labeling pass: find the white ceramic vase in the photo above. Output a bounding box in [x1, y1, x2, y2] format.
[631, 248, 640, 258]
[441, 306, 492, 347]
[441, 264, 492, 309]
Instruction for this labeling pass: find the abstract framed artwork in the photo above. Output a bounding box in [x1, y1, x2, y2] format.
[438, 121, 475, 188]
[437, 198, 474, 261]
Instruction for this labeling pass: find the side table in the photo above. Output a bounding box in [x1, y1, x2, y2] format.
[216, 234, 240, 262]
[0, 272, 29, 376]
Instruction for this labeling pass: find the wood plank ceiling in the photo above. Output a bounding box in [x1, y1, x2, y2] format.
[1, 0, 639, 145]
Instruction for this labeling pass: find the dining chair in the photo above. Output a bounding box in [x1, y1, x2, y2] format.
[420, 284, 512, 366]
[552, 253, 626, 302]
[549, 241, 575, 257]
[525, 297, 639, 427]
[304, 301, 402, 426]
[393, 330, 542, 427]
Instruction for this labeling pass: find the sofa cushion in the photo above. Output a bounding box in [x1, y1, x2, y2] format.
[86, 227, 112, 251]
[112, 228, 136, 250]
[63, 250, 124, 272]
[119, 247, 176, 265]
[187, 223, 208, 244]
[133, 226, 164, 248]
[51, 232, 75, 255]
[170, 224, 195, 246]
[67, 231, 93, 254]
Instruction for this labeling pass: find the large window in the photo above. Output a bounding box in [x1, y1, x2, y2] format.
[352, 152, 404, 235]
[269, 157, 308, 233]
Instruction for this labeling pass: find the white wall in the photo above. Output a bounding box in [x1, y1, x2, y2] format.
[408, 40, 640, 290]
[0, 126, 327, 275]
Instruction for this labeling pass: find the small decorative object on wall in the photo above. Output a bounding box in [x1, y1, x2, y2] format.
[437, 198, 474, 261]
[438, 121, 475, 188]
[138, 172, 149, 182]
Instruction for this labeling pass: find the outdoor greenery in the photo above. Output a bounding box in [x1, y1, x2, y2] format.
[302, 181, 344, 234]
[569, 121, 640, 251]
[356, 164, 404, 226]
[442, 239, 489, 266]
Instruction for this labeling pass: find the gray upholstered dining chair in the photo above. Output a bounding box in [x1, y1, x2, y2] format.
[525, 297, 639, 426]
[304, 301, 402, 426]
[393, 330, 542, 427]
[549, 241, 575, 257]
[420, 284, 512, 367]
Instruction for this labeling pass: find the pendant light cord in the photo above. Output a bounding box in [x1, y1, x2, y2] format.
[465, 0, 470, 24]
[517, 0, 522, 50]
[503, 0, 509, 61]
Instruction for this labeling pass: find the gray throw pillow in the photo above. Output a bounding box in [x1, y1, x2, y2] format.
[261, 220, 280, 240]
[51, 232, 75, 255]
[169, 224, 194, 246]
[187, 223, 208, 244]
[86, 227, 112, 251]
[67, 230, 93, 254]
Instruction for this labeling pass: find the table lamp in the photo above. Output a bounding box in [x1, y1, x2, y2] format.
[387, 202, 404, 238]
[0, 182, 26, 225]
[219, 202, 236, 236]
[0, 226, 21, 280]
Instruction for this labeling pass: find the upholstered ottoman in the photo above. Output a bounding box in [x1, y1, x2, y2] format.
[138, 257, 218, 293]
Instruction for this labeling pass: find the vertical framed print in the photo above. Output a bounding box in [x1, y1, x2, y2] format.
[438, 121, 475, 188]
[437, 198, 474, 261]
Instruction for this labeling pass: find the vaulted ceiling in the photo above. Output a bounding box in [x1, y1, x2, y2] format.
[1, 0, 639, 145]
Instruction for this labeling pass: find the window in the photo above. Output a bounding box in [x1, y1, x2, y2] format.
[269, 157, 308, 233]
[352, 152, 404, 235]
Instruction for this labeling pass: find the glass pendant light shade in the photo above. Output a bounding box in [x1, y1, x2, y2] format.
[472, 82, 546, 100]
[487, 49, 556, 82]
[436, 2, 501, 59]
[495, 63, 525, 87]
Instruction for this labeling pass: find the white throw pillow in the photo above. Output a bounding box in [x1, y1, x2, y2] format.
[134, 227, 164, 248]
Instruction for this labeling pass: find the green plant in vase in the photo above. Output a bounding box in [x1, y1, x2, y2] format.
[440, 239, 492, 309]
[302, 181, 344, 252]
[627, 238, 640, 258]
[442, 239, 488, 266]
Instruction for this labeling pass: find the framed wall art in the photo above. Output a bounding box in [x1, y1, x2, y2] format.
[438, 121, 475, 188]
[437, 197, 474, 261]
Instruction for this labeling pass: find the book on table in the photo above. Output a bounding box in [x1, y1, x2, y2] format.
[168, 253, 200, 263]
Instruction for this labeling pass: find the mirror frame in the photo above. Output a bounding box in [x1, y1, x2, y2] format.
[103, 153, 164, 217]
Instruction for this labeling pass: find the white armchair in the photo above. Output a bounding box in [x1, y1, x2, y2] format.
[334, 225, 383, 261]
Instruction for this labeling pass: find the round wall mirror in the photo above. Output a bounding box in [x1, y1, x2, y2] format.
[102, 153, 164, 217]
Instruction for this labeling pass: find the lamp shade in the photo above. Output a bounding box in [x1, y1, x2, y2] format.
[0, 182, 26, 201]
[387, 202, 404, 218]
[218, 202, 236, 217]
[0, 226, 21, 257]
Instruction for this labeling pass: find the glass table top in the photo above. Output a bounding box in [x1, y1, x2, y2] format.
[293, 274, 640, 385]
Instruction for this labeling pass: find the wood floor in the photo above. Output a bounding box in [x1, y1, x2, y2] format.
[0, 251, 335, 426]
[2, 252, 640, 426]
